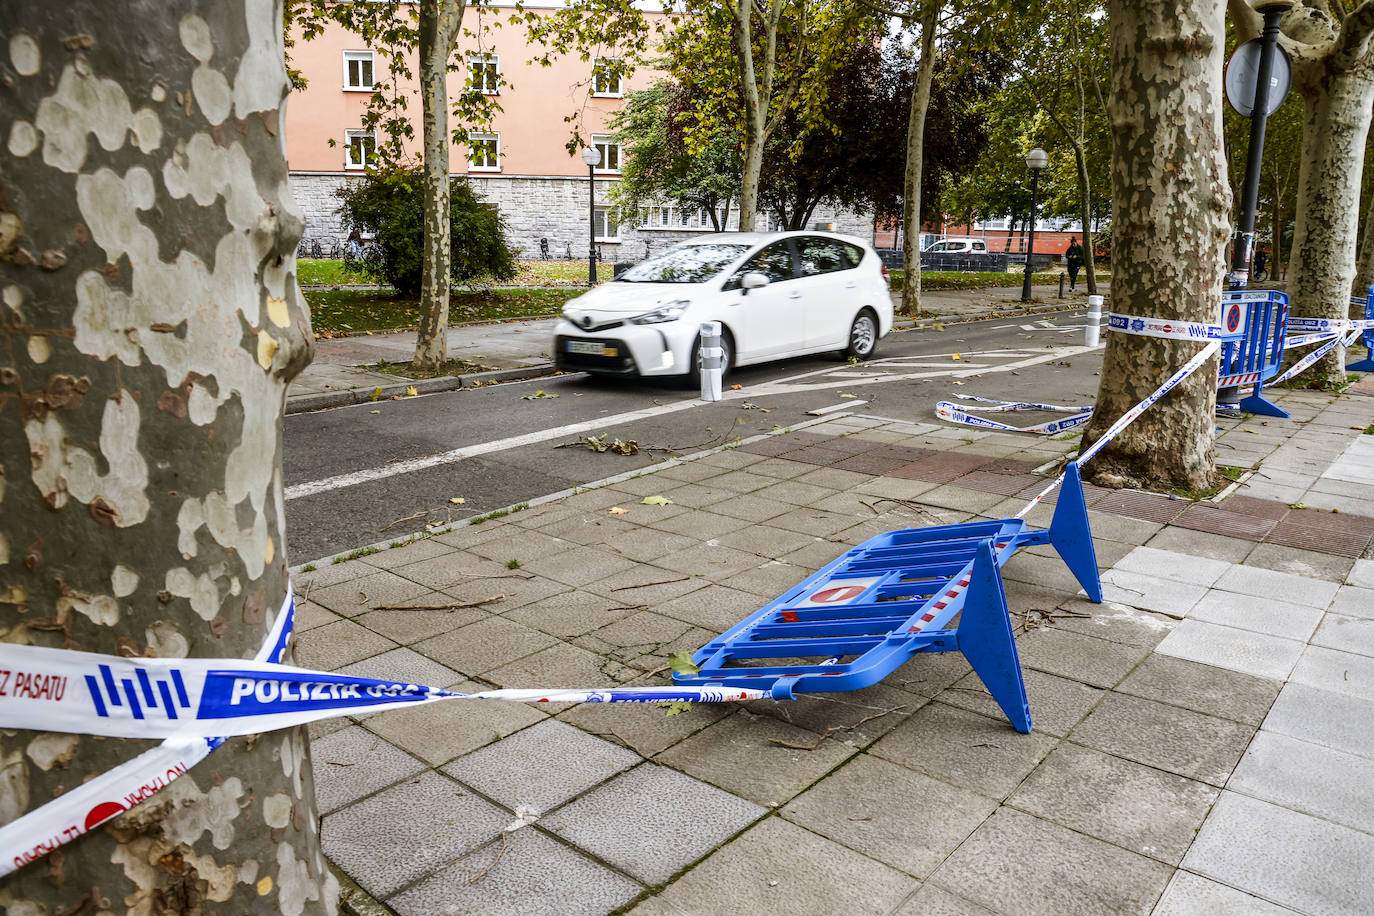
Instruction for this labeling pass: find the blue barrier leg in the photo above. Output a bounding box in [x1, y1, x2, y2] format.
[957, 542, 1032, 733]
[1048, 462, 1103, 602]
[1350, 349, 1374, 372]
[1239, 382, 1289, 418]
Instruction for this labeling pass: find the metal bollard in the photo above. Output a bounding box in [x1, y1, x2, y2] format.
[699, 321, 723, 402]
[1058, 274, 1065, 299]
[1086, 295, 1103, 347]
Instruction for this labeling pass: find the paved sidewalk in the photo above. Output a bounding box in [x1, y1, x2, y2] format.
[287, 283, 1088, 412]
[288, 373, 1374, 914]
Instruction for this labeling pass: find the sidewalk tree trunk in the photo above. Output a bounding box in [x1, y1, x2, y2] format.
[900, 0, 940, 317]
[1081, 0, 1231, 490]
[412, 0, 465, 371]
[1231, 0, 1374, 381]
[0, 1, 336, 911]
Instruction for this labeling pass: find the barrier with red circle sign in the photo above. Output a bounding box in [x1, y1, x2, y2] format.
[1217, 289, 1290, 418]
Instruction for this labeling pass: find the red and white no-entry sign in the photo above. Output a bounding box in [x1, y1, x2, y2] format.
[794, 576, 882, 608]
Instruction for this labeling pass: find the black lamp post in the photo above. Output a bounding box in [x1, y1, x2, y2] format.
[1020, 147, 1049, 302]
[581, 146, 601, 287]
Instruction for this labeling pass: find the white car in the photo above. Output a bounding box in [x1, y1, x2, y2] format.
[554, 231, 894, 380]
[923, 239, 989, 255]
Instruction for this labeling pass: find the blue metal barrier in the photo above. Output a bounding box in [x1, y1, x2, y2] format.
[1217, 289, 1289, 418]
[673, 465, 1102, 733]
[1349, 285, 1374, 372]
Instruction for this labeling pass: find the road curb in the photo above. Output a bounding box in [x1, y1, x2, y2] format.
[285, 364, 559, 414]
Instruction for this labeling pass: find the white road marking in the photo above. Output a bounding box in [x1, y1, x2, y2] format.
[286, 343, 1095, 500]
[808, 401, 868, 416]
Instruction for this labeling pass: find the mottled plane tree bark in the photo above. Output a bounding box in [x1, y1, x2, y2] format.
[0, 1, 335, 912]
[901, 0, 941, 317]
[1080, 0, 1231, 490]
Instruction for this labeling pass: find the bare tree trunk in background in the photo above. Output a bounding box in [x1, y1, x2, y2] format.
[1354, 172, 1374, 298]
[0, 0, 336, 911]
[900, 0, 940, 317]
[412, 0, 465, 371]
[1272, 173, 1285, 278]
[1082, 0, 1231, 491]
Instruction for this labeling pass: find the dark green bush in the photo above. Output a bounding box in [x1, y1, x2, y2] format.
[335, 167, 516, 296]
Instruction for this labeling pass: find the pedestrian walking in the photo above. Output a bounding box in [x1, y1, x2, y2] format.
[1066, 238, 1084, 292]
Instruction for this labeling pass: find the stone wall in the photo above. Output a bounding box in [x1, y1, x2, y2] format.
[287, 171, 876, 261]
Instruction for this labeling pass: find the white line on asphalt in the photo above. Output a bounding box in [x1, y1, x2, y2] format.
[285, 343, 1094, 500]
[807, 401, 868, 416]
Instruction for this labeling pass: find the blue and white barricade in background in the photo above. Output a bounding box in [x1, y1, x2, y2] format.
[1349, 284, 1374, 373]
[1216, 289, 1290, 418]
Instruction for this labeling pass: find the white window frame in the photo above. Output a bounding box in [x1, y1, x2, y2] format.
[592, 58, 622, 97]
[592, 135, 621, 174]
[344, 129, 375, 170]
[593, 207, 620, 241]
[468, 53, 500, 95]
[467, 131, 500, 172]
[342, 50, 376, 91]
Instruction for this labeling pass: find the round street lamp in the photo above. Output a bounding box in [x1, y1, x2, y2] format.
[1021, 148, 1049, 302]
[581, 146, 601, 287]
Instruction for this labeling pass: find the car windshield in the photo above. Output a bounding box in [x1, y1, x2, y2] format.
[616, 244, 750, 283]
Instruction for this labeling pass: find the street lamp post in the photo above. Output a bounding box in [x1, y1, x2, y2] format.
[580, 146, 601, 287]
[1020, 147, 1049, 302]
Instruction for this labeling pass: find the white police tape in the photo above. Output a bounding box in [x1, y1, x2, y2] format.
[1270, 328, 1362, 387]
[1106, 313, 1226, 341]
[0, 590, 295, 876]
[0, 589, 763, 874]
[1286, 316, 1374, 334]
[935, 399, 1093, 436]
[1015, 341, 1221, 519]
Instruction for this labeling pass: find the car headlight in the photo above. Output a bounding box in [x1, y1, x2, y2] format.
[630, 301, 690, 325]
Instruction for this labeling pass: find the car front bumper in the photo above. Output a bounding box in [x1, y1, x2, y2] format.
[553, 318, 693, 377]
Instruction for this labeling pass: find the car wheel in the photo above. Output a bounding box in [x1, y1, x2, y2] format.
[688, 328, 733, 386]
[842, 309, 878, 360]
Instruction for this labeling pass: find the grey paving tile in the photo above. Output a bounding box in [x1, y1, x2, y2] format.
[388, 827, 643, 916]
[654, 583, 765, 632]
[1145, 527, 1256, 562]
[292, 619, 398, 671]
[353, 603, 489, 646]
[1188, 590, 1323, 641]
[655, 543, 770, 580]
[782, 755, 996, 877]
[557, 675, 732, 758]
[928, 807, 1172, 915]
[1289, 644, 1374, 702]
[1015, 626, 1151, 689]
[1183, 791, 1374, 915]
[1351, 558, 1374, 589]
[293, 600, 341, 632]
[1152, 871, 1298, 915]
[309, 569, 434, 617]
[296, 558, 376, 590]
[870, 702, 1057, 798]
[1329, 584, 1374, 619]
[581, 566, 706, 605]
[1312, 612, 1374, 658]
[747, 680, 925, 746]
[1230, 730, 1374, 834]
[503, 589, 639, 639]
[1084, 510, 1166, 545]
[1214, 564, 1340, 609]
[322, 770, 507, 899]
[413, 616, 557, 676]
[599, 527, 699, 563]
[1009, 742, 1218, 864]
[1100, 569, 1209, 617]
[656, 710, 858, 807]
[542, 763, 764, 884]
[1116, 654, 1280, 726]
[890, 884, 997, 915]
[520, 545, 639, 587]
[630, 817, 916, 916]
[1154, 619, 1305, 682]
[1047, 598, 1177, 649]
[391, 551, 514, 591]
[364, 679, 545, 765]
[754, 479, 843, 507]
[444, 718, 639, 812]
[335, 646, 463, 690]
[1243, 543, 1355, 583]
[310, 725, 426, 815]
[441, 571, 569, 612]
[939, 668, 1103, 737]
[1262, 682, 1374, 760]
[1114, 546, 1233, 586]
[1070, 692, 1253, 787]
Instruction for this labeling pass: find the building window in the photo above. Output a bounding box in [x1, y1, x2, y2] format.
[343, 51, 375, 91]
[468, 54, 499, 95]
[637, 205, 710, 230]
[468, 132, 500, 171]
[593, 207, 620, 240]
[344, 129, 375, 170]
[592, 58, 622, 97]
[592, 135, 620, 174]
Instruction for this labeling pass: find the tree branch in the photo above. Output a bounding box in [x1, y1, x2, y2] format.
[1335, 0, 1374, 68]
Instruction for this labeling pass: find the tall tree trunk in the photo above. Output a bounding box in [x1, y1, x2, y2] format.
[1287, 63, 1374, 378]
[900, 0, 940, 317]
[1355, 177, 1374, 297]
[1081, 0, 1230, 491]
[0, 1, 335, 911]
[1272, 172, 1285, 279]
[412, 0, 464, 370]
[1074, 141, 1098, 295]
[732, 0, 763, 231]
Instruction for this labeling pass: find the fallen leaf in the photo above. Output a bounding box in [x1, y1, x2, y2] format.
[449, 497, 466, 505]
[1289, 502, 1307, 509]
[730, 384, 743, 390]
[668, 651, 700, 675]
[837, 392, 857, 399]
[370, 387, 383, 401]
[369, 409, 381, 414]
[932, 322, 946, 331]
[951, 380, 965, 385]
[641, 495, 674, 506]
[952, 353, 961, 361]
[522, 389, 559, 400]
[405, 386, 418, 397]
[608, 506, 629, 515]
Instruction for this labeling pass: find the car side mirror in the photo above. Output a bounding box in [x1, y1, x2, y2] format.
[741, 272, 770, 295]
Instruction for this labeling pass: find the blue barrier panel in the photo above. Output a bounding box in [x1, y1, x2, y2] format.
[1350, 285, 1374, 372]
[673, 465, 1102, 733]
[1217, 289, 1289, 418]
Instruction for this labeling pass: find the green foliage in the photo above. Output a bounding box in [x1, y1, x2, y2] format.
[295, 259, 376, 287]
[887, 269, 1062, 292]
[506, 558, 522, 569]
[303, 287, 577, 336]
[336, 168, 515, 297]
[668, 651, 701, 675]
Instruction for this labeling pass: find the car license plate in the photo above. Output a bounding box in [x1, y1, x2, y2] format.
[567, 340, 616, 356]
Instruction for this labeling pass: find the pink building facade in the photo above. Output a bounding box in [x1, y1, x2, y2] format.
[284, 7, 874, 259]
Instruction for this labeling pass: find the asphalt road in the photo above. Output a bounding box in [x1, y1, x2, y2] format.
[283, 308, 1105, 563]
